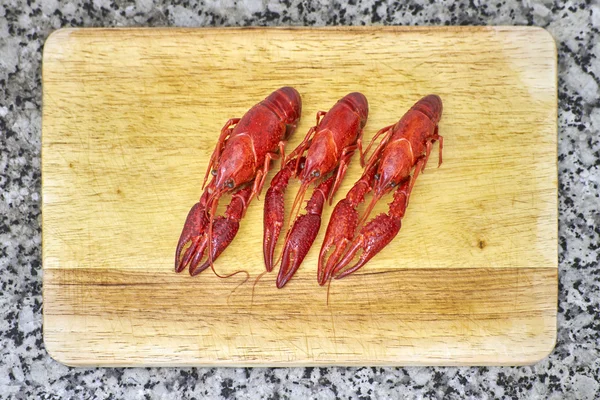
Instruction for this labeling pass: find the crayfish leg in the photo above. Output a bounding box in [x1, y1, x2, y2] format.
[362, 124, 394, 171]
[202, 119, 239, 190]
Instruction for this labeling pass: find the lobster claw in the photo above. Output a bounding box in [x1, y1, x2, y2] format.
[263, 184, 286, 273]
[176, 186, 252, 276]
[276, 175, 334, 288]
[332, 184, 408, 280]
[317, 199, 359, 285]
[192, 185, 253, 275]
[332, 213, 402, 279]
[317, 166, 376, 285]
[263, 157, 304, 273]
[175, 199, 209, 273]
[189, 216, 241, 276]
[276, 213, 321, 288]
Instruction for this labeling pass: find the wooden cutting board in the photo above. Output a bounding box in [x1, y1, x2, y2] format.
[42, 27, 557, 366]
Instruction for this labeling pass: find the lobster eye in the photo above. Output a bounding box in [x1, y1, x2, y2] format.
[312, 170, 320, 178]
[211, 169, 217, 176]
[225, 179, 234, 189]
[389, 181, 397, 188]
[374, 173, 380, 181]
[300, 161, 305, 169]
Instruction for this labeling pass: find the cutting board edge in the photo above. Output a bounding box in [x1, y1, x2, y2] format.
[42, 25, 558, 55]
[44, 345, 558, 369]
[42, 266, 558, 367]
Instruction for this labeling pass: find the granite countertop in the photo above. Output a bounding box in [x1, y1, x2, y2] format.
[1, 0, 599, 398]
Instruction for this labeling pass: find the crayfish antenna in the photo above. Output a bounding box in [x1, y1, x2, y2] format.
[357, 192, 381, 229]
[210, 266, 249, 285]
[208, 266, 250, 307]
[205, 232, 250, 305]
[251, 270, 269, 306]
[190, 187, 252, 302]
[206, 192, 220, 270]
[288, 180, 309, 231]
[326, 277, 333, 306]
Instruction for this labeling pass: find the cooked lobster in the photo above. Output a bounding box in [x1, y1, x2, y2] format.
[318, 94, 444, 284]
[263, 93, 369, 288]
[175, 87, 302, 276]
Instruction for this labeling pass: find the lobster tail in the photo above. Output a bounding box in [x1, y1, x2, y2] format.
[411, 94, 443, 124]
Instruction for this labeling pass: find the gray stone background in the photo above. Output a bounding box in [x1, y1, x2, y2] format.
[1, 0, 599, 398]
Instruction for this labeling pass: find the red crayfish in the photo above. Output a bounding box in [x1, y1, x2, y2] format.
[175, 87, 302, 276]
[263, 93, 369, 288]
[317, 94, 444, 285]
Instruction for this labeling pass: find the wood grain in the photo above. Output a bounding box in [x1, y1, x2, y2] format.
[42, 26, 558, 366]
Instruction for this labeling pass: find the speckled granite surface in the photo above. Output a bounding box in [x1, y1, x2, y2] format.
[1, 0, 599, 398]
